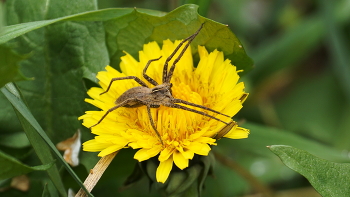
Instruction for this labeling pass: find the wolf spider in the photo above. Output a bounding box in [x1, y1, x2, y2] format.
[90, 24, 231, 144]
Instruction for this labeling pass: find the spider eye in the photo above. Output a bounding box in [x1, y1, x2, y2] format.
[152, 88, 160, 93]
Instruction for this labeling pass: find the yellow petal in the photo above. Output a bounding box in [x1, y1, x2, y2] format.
[134, 146, 162, 162]
[158, 147, 174, 162]
[156, 157, 173, 183]
[98, 144, 125, 157]
[173, 151, 188, 170]
[224, 127, 250, 139]
[120, 52, 140, 76]
[185, 141, 211, 156]
[83, 139, 111, 152]
[182, 149, 194, 159]
[142, 41, 162, 60]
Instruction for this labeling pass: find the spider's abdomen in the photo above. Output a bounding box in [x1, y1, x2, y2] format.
[116, 86, 151, 107]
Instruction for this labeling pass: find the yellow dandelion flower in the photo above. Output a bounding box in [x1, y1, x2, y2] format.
[79, 39, 249, 183]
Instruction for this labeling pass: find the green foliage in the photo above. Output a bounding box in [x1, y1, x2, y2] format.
[1, 84, 89, 196]
[1, 85, 66, 196]
[103, 5, 253, 74]
[0, 150, 54, 180]
[270, 145, 350, 197]
[0, 45, 29, 87]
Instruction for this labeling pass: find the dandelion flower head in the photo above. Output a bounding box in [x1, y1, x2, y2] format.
[79, 39, 249, 183]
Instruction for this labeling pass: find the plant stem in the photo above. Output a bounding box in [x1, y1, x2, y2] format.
[75, 152, 118, 197]
[214, 151, 274, 197]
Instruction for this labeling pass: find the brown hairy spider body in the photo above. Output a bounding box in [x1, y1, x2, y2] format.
[116, 84, 172, 108]
[90, 24, 231, 144]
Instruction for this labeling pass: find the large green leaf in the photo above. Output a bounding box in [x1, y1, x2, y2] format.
[0, 8, 164, 44]
[0, 150, 53, 180]
[269, 145, 350, 197]
[0, 45, 29, 87]
[104, 5, 253, 73]
[0, 8, 165, 45]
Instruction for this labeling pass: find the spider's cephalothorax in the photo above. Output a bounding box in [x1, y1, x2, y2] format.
[90, 24, 231, 145]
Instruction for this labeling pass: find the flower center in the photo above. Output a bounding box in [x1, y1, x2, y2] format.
[115, 80, 212, 144]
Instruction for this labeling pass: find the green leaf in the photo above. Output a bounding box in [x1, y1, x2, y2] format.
[0, 5, 166, 143]
[1, 83, 90, 197]
[1, 9, 141, 43]
[104, 4, 253, 73]
[0, 45, 29, 87]
[1, 4, 252, 74]
[180, 0, 212, 17]
[269, 145, 350, 197]
[0, 8, 165, 45]
[0, 150, 53, 180]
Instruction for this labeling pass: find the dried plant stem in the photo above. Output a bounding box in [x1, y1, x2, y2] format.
[75, 152, 118, 197]
[214, 151, 274, 197]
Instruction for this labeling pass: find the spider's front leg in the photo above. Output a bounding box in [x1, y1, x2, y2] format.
[143, 56, 162, 86]
[89, 98, 138, 129]
[100, 76, 148, 95]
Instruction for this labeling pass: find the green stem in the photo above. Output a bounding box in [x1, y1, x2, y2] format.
[214, 151, 274, 197]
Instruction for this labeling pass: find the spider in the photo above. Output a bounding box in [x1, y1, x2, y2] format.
[90, 24, 231, 144]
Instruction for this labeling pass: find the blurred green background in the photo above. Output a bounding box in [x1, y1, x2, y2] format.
[1, 0, 350, 196]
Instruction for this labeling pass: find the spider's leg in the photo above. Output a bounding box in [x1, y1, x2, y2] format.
[89, 98, 136, 129]
[165, 23, 204, 83]
[163, 23, 204, 83]
[212, 120, 236, 139]
[162, 36, 194, 83]
[100, 76, 148, 95]
[172, 98, 230, 117]
[146, 106, 164, 145]
[169, 103, 229, 125]
[143, 56, 162, 86]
